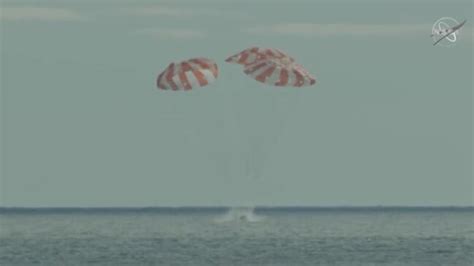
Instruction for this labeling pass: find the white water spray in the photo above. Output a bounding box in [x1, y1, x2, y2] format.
[214, 206, 264, 223]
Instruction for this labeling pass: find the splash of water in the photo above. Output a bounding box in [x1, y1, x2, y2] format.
[214, 206, 264, 223]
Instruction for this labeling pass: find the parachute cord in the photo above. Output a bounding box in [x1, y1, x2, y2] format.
[227, 69, 247, 182]
[259, 90, 303, 178]
[267, 89, 301, 177]
[227, 71, 260, 206]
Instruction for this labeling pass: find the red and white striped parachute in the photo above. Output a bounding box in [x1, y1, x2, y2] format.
[225, 47, 294, 66]
[157, 58, 218, 91]
[243, 57, 316, 87]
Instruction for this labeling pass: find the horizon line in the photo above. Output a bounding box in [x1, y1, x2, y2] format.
[1, 205, 473, 209]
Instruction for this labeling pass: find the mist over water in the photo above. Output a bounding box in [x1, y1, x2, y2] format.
[214, 206, 264, 223]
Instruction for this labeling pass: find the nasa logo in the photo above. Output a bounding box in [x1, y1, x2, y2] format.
[431, 17, 464, 47]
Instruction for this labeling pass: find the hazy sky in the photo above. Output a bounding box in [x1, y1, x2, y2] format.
[1, 0, 472, 207]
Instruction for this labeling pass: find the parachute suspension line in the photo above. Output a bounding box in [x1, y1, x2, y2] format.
[263, 90, 303, 176]
[223, 46, 316, 204]
[246, 90, 302, 181]
[228, 69, 250, 183]
[248, 92, 276, 181]
[226, 74, 262, 209]
[255, 92, 279, 180]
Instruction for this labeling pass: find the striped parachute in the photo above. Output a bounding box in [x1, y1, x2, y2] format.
[225, 47, 294, 66]
[224, 47, 317, 182]
[243, 58, 316, 87]
[157, 58, 218, 91]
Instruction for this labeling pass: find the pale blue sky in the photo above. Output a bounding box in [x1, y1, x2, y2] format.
[0, 0, 472, 207]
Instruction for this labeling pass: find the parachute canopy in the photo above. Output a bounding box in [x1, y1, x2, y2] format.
[225, 47, 294, 67]
[157, 58, 219, 91]
[243, 58, 316, 87]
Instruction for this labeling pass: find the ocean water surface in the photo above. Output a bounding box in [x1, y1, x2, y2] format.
[0, 207, 473, 265]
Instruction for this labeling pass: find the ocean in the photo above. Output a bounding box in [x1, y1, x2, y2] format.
[0, 207, 473, 265]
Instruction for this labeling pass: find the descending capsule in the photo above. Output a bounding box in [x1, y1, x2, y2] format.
[157, 58, 219, 91]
